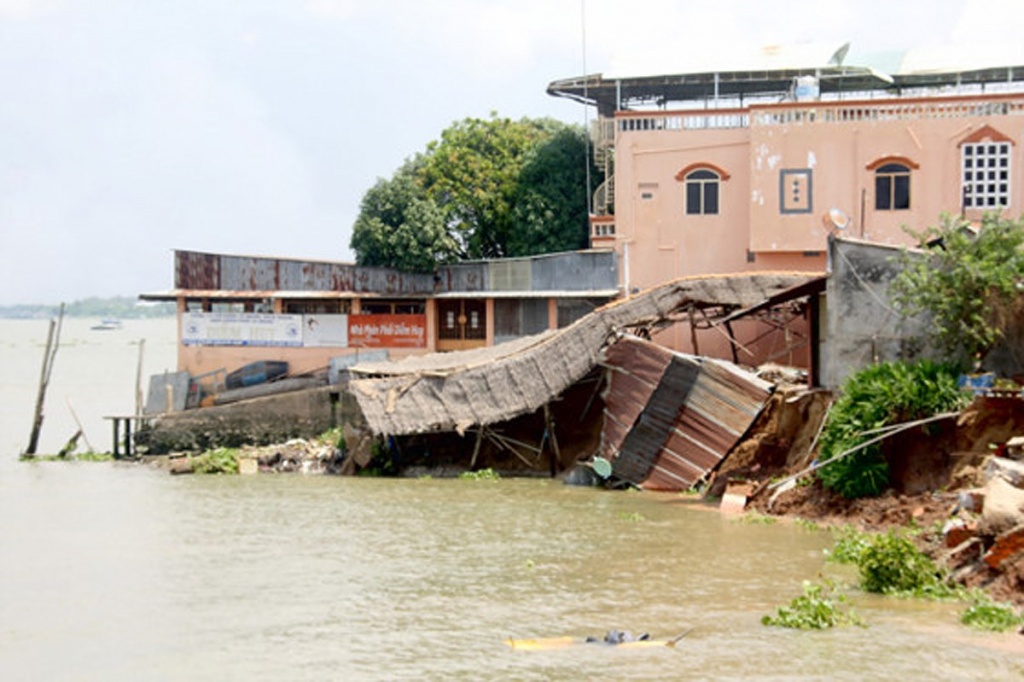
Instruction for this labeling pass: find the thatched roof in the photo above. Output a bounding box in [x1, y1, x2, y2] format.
[348, 271, 821, 437]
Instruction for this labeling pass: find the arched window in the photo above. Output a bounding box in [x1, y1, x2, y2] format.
[875, 163, 911, 210]
[685, 169, 720, 215]
[959, 126, 1013, 209]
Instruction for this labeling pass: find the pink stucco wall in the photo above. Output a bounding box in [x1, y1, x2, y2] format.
[608, 93, 1024, 295]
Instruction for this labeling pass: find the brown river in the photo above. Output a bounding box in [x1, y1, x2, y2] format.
[1, 318, 1021, 680]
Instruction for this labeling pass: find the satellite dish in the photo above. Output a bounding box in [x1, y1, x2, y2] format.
[825, 207, 850, 232]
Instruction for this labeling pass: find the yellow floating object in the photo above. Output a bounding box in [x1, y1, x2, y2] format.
[504, 636, 579, 651]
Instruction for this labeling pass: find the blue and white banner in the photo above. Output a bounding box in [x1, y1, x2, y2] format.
[182, 313, 304, 347]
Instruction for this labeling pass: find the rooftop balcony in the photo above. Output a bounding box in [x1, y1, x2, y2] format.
[607, 91, 1024, 135]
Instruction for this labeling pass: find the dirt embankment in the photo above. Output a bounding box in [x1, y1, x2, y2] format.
[714, 391, 1024, 607]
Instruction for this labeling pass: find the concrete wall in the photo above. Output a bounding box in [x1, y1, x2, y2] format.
[138, 386, 365, 454]
[822, 236, 935, 388]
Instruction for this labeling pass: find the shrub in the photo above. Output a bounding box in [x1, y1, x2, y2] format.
[825, 525, 872, 565]
[816, 360, 968, 498]
[960, 594, 1024, 632]
[762, 579, 863, 629]
[891, 213, 1024, 365]
[191, 447, 240, 474]
[459, 468, 500, 481]
[857, 531, 951, 596]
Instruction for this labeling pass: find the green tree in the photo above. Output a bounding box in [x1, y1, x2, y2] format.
[350, 115, 598, 269]
[891, 213, 1024, 366]
[508, 126, 594, 256]
[349, 156, 458, 272]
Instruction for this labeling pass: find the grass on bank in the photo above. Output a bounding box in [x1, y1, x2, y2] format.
[766, 525, 1024, 632]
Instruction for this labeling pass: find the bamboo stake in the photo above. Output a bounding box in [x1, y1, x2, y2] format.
[25, 304, 65, 456]
[135, 338, 146, 417]
[65, 397, 95, 453]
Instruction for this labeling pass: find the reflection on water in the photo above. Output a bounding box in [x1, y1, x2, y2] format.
[0, 319, 1021, 679]
[1, 467, 1020, 681]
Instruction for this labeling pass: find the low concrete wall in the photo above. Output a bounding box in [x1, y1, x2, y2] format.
[137, 386, 366, 454]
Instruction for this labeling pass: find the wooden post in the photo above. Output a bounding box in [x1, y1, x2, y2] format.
[111, 418, 120, 458]
[66, 398, 94, 452]
[687, 304, 700, 355]
[544, 404, 561, 477]
[134, 338, 146, 417]
[469, 426, 485, 470]
[25, 304, 65, 456]
[124, 418, 133, 458]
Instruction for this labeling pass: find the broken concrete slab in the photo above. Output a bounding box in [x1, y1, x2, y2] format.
[984, 522, 1024, 570]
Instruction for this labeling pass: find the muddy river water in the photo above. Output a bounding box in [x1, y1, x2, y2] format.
[1, 319, 1021, 679]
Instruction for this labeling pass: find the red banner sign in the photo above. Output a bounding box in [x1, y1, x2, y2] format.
[348, 314, 427, 348]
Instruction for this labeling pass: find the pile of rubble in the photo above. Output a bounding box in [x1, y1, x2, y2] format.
[939, 437, 1024, 605]
[239, 438, 346, 474]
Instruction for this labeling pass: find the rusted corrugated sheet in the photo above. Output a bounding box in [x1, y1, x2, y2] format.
[348, 272, 819, 437]
[599, 335, 773, 491]
[172, 250, 437, 294]
[175, 251, 220, 289]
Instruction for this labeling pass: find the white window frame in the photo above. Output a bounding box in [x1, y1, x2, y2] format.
[962, 141, 1011, 209]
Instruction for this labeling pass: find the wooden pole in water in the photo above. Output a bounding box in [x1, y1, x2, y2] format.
[134, 338, 146, 417]
[65, 397, 95, 453]
[25, 303, 65, 456]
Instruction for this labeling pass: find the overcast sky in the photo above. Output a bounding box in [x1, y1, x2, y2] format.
[1, 0, 1021, 305]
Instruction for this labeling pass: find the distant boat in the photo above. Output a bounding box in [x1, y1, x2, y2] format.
[90, 319, 123, 331]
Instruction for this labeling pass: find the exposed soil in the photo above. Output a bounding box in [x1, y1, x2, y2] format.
[718, 392, 1024, 608]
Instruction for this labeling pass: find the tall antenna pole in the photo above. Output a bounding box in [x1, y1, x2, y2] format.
[581, 0, 592, 218]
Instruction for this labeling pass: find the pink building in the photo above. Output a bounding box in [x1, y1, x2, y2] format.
[549, 43, 1024, 360]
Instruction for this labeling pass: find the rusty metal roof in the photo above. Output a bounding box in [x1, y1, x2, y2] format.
[350, 271, 813, 437]
[598, 335, 773, 491]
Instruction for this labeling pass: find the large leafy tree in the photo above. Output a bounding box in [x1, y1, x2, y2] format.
[349, 156, 458, 272]
[508, 126, 594, 256]
[350, 115, 598, 268]
[891, 213, 1024, 366]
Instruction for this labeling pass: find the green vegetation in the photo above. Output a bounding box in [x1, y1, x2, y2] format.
[816, 360, 968, 498]
[191, 447, 240, 474]
[21, 450, 115, 462]
[794, 518, 823, 532]
[825, 525, 874, 565]
[892, 213, 1024, 366]
[319, 427, 346, 452]
[73, 451, 116, 462]
[358, 440, 399, 477]
[350, 115, 599, 270]
[827, 527, 958, 599]
[762, 579, 863, 629]
[960, 593, 1024, 632]
[617, 510, 646, 522]
[458, 468, 500, 481]
[857, 531, 954, 597]
[736, 512, 777, 525]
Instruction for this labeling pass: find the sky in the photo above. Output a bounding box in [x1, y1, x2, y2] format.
[1, 0, 1022, 305]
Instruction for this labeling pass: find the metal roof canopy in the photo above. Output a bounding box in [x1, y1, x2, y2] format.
[549, 62, 1024, 115]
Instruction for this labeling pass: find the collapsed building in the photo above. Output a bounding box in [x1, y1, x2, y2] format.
[143, 270, 825, 490]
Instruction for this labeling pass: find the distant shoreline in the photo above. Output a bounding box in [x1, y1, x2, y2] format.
[0, 297, 176, 320]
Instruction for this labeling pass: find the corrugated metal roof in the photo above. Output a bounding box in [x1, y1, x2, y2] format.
[349, 271, 816, 437]
[431, 289, 620, 299]
[599, 335, 773, 492]
[138, 289, 411, 301]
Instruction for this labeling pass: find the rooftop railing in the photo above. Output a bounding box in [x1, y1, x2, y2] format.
[609, 92, 1024, 135]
